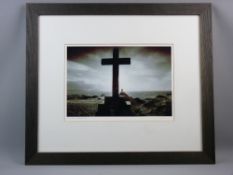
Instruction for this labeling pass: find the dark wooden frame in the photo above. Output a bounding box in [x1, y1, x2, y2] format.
[26, 3, 215, 165]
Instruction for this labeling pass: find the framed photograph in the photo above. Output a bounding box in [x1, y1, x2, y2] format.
[26, 3, 215, 164]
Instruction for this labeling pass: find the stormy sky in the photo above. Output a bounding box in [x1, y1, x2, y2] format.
[67, 47, 171, 95]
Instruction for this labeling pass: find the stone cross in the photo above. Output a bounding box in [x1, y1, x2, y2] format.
[101, 48, 131, 98]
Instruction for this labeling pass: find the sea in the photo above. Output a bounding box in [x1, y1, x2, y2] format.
[126, 91, 171, 99]
[69, 91, 171, 99]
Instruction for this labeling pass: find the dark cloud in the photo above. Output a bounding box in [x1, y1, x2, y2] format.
[67, 47, 110, 60]
[143, 47, 171, 56]
[67, 46, 171, 60]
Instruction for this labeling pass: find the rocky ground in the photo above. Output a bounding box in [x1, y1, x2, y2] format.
[67, 92, 172, 117]
[130, 93, 172, 116]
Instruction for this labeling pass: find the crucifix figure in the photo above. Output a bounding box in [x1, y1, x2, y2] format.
[102, 48, 131, 98]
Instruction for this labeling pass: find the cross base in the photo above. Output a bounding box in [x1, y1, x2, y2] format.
[96, 97, 133, 116]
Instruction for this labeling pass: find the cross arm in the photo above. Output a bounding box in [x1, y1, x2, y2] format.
[118, 58, 131, 64]
[101, 58, 131, 65]
[102, 59, 113, 65]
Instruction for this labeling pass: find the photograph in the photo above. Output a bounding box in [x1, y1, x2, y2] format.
[66, 46, 172, 117]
